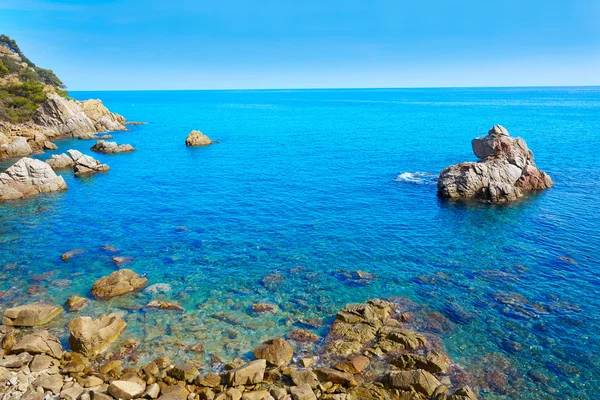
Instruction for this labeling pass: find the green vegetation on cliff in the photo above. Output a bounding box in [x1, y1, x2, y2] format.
[0, 34, 67, 123]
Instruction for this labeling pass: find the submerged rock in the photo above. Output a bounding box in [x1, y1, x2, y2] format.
[145, 300, 184, 312]
[68, 314, 127, 356]
[90, 140, 135, 154]
[0, 158, 67, 201]
[91, 269, 148, 299]
[2, 302, 64, 326]
[185, 130, 214, 146]
[67, 149, 109, 176]
[438, 125, 553, 203]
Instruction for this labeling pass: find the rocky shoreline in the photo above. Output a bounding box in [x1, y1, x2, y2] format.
[0, 290, 478, 400]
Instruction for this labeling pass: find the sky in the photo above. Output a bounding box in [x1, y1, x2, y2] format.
[1, 0, 599, 90]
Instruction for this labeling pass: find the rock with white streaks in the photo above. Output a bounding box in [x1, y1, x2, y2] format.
[0, 158, 67, 201]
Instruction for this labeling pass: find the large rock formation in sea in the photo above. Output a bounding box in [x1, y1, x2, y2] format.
[437, 125, 553, 203]
[67, 149, 110, 176]
[0, 158, 67, 201]
[185, 130, 214, 146]
[33, 92, 98, 139]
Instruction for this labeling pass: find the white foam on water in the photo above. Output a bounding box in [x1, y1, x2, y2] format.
[395, 172, 438, 184]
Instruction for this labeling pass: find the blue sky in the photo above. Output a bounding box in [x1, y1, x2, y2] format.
[1, 0, 599, 90]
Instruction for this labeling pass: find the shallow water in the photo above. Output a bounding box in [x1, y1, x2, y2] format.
[1, 87, 599, 398]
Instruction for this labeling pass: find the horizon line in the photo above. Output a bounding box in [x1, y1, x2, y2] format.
[68, 85, 600, 92]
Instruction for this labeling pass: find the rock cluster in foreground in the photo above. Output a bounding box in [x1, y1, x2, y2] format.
[0, 158, 67, 201]
[0, 297, 478, 400]
[437, 125, 553, 203]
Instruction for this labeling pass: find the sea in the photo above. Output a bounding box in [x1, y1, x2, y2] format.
[1, 87, 599, 399]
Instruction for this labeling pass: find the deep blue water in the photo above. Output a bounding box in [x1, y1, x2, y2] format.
[1, 88, 600, 398]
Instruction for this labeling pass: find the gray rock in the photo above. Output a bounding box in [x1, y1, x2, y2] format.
[33, 93, 97, 139]
[45, 153, 75, 170]
[438, 125, 553, 203]
[0, 137, 33, 158]
[0, 158, 67, 201]
[90, 140, 135, 154]
[67, 149, 109, 176]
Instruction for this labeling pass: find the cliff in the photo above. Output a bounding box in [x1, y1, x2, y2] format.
[0, 35, 128, 159]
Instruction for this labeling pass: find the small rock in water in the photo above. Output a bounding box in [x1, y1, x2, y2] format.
[288, 329, 320, 343]
[112, 256, 133, 265]
[354, 270, 376, 280]
[66, 295, 90, 312]
[185, 130, 214, 146]
[145, 300, 184, 312]
[102, 245, 119, 252]
[251, 303, 278, 313]
[145, 283, 172, 294]
[62, 249, 84, 261]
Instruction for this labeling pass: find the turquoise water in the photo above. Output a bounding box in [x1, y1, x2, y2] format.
[1, 88, 600, 398]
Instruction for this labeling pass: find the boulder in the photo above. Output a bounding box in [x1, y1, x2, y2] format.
[33, 93, 97, 139]
[90, 140, 135, 154]
[91, 269, 148, 299]
[10, 330, 62, 358]
[386, 369, 441, 396]
[46, 153, 75, 170]
[2, 302, 63, 326]
[224, 359, 266, 386]
[107, 380, 145, 400]
[334, 355, 370, 374]
[314, 367, 357, 387]
[290, 384, 317, 400]
[185, 130, 213, 146]
[172, 361, 200, 381]
[68, 314, 127, 356]
[67, 149, 109, 176]
[438, 125, 553, 203]
[253, 338, 294, 367]
[66, 295, 90, 311]
[0, 136, 33, 157]
[32, 372, 64, 394]
[0, 158, 67, 201]
[81, 99, 127, 132]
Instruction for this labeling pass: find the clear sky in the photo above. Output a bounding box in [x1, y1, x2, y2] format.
[1, 0, 599, 90]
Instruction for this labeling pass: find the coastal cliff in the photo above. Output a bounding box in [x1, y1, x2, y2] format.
[0, 35, 128, 160]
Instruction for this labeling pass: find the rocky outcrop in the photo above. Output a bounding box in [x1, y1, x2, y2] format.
[0, 136, 32, 158]
[67, 149, 109, 176]
[81, 99, 127, 132]
[91, 269, 148, 300]
[2, 302, 63, 326]
[0, 158, 67, 201]
[90, 140, 135, 154]
[438, 125, 553, 203]
[68, 314, 127, 356]
[185, 130, 213, 146]
[10, 330, 63, 358]
[33, 93, 97, 139]
[45, 153, 75, 170]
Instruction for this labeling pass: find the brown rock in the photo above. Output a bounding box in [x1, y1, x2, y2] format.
[66, 295, 89, 311]
[290, 383, 317, 400]
[91, 269, 148, 299]
[314, 368, 357, 387]
[10, 330, 62, 358]
[386, 369, 441, 396]
[288, 329, 320, 343]
[185, 130, 213, 146]
[107, 380, 145, 400]
[171, 361, 200, 381]
[224, 359, 267, 386]
[334, 355, 370, 374]
[68, 314, 127, 356]
[146, 300, 185, 312]
[2, 302, 63, 326]
[254, 338, 294, 367]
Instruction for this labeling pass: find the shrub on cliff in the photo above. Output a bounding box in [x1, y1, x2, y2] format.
[0, 34, 67, 122]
